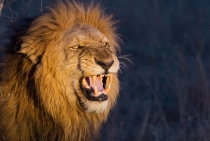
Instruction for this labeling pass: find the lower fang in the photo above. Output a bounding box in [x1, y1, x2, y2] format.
[94, 86, 99, 96]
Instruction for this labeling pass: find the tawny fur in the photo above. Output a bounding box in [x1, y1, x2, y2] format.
[0, 1, 120, 141]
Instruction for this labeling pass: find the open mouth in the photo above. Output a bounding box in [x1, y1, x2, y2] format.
[80, 74, 112, 101]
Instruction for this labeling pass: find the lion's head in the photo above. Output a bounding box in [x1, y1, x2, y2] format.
[0, 1, 120, 140]
[19, 1, 120, 113]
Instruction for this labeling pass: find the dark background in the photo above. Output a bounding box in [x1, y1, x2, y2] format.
[1, 0, 210, 141]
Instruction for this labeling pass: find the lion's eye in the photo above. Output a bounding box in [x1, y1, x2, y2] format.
[103, 42, 108, 46]
[72, 45, 79, 49]
[70, 45, 84, 51]
[70, 45, 83, 50]
[104, 43, 111, 49]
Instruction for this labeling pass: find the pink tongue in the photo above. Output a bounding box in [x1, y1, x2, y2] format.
[87, 76, 104, 92]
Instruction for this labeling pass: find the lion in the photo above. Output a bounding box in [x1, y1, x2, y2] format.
[0, 1, 120, 141]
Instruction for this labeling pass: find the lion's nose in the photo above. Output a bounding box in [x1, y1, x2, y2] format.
[94, 57, 114, 72]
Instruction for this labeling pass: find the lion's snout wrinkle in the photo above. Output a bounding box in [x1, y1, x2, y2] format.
[94, 57, 114, 72]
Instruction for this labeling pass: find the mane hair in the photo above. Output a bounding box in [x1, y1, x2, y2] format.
[0, 1, 120, 141]
[19, 1, 120, 63]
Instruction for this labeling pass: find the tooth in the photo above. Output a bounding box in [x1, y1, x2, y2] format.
[94, 86, 99, 96]
[100, 74, 103, 82]
[92, 75, 96, 86]
[92, 76, 99, 96]
[82, 78, 90, 88]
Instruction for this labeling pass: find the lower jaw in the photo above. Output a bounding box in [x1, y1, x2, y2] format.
[81, 85, 108, 101]
[81, 98, 109, 113]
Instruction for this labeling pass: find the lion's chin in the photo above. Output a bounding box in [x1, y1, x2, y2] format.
[80, 74, 112, 102]
[82, 100, 109, 113]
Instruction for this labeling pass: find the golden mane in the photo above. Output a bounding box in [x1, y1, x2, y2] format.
[0, 1, 120, 141]
[20, 1, 120, 63]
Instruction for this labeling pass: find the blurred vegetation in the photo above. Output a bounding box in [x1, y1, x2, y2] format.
[101, 0, 210, 141]
[1, 0, 210, 141]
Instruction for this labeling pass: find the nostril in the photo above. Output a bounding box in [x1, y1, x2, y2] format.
[94, 57, 114, 71]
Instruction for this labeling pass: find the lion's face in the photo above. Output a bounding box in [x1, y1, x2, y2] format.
[65, 24, 119, 113]
[24, 23, 119, 113]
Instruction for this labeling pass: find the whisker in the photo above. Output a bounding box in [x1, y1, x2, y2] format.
[120, 62, 127, 69]
[118, 68, 123, 74]
[118, 54, 134, 65]
[118, 63, 126, 74]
